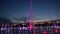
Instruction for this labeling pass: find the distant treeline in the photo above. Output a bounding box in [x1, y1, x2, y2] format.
[0, 17, 11, 24]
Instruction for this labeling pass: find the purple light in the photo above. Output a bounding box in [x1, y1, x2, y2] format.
[1, 28, 4, 30]
[19, 27, 28, 30]
[6, 29, 10, 34]
[53, 20, 58, 29]
[19, 27, 22, 30]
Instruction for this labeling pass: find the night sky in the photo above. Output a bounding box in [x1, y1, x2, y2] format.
[0, 0, 60, 20]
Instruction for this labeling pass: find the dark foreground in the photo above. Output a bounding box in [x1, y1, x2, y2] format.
[0, 26, 60, 34]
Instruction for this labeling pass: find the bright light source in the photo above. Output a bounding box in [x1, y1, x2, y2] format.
[43, 31, 47, 34]
[19, 27, 22, 30]
[54, 29, 59, 33]
[1, 28, 4, 30]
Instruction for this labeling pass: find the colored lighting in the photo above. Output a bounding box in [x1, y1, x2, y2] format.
[7, 29, 10, 34]
[1, 28, 3, 30]
[19, 27, 28, 30]
[34, 31, 36, 34]
[43, 31, 47, 34]
[19, 27, 22, 30]
[54, 29, 59, 33]
[29, 22, 33, 30]
[29, 0, 33, 30]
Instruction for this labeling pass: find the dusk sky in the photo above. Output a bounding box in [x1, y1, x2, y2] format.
[0, 0, 60, 20]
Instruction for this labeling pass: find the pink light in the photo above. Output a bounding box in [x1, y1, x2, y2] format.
[54, 29, 59, 33]
[34, 31, 36, 34]
[29, 22, 33, 30]
[43, 30, 47, 34]
[29, 0, 33, 31]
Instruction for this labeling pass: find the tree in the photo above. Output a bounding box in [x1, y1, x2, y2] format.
[0, 17, 11, 24]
